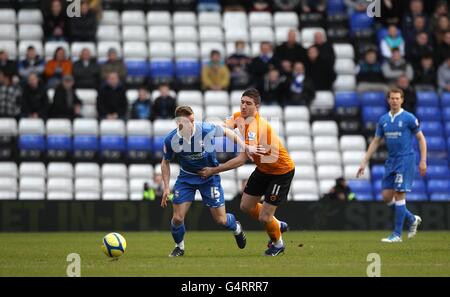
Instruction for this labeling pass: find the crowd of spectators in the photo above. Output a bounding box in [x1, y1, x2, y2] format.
[1, 0, 450, 122]
[352, 0, 450, 112]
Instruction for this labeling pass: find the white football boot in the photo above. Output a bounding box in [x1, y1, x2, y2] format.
[407, 215, 422, 239]
[381, 234, 403, 243]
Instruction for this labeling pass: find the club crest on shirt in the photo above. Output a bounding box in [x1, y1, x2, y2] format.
[398, 121, 403, 127]
[248, 131, 256, 141]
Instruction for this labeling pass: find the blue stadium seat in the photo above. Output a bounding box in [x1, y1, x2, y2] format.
[407, 193, 428, 201]
[73, 135, 98, 154]
[420, 121, 444, 137]
[441, 107, 450, 121]
[412, 179, 427, 193]
[375, 192, 383, 201]
[327, 0, 345, 15]
[100, 135, 126, 152]
[430, 193, 450, 201]
[416, 91, 439, 107]
[354, 192, 373, 201]
[350, 13, 374, 34]
[362, 106, 387, 123]
[416, 107, 441, 121]
[152, 136, 165, 154]
[47, 135, 71, 151]
[373, 179, 382, 194]
[335, 92, 359, 108]
[427, 136, 446, 152]
[126, 60, 150, 76]
[349, 179, 372, 194]
[19, 135, 45, 151]
[448, 136, 450, 155]
[426, 165, 450, 179]
[445, 122, 450, 138]
[440, 92, 450, 107]
[127, 136, 152, 151]
[371, 165, 385, 180]
[100, 120, 126, 160]
[176, 59, 200, 78]
[150, 59, 174, 80]
[426, 158, 448, 166]
[360, 91, 386, 107]
[427, 180, 450, 195]
[126, 120, 152, 162]
[18, 118, 46, 160]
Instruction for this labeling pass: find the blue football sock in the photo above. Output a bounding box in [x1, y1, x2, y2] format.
[171, 221, 186, 245]
[388, 199, 415, 226]
[224, 213, 237, 232]
[404, 207, 416, 225]
[394, 200, 407, 237]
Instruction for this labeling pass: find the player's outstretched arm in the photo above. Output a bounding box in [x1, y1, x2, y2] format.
[199, 152, 248, 178]
[416, 131, 427, 177]
[357, 136, 381, 178]
[160, 159, 171, 208]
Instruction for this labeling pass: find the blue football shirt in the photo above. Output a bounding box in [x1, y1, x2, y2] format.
[163, 122, 225, 177]
[375, 109, 421, 158]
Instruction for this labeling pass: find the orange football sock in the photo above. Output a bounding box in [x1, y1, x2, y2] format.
[265, 217, 281, 242]
[248, 203, 262, 220]
[248, 203, 281, 242]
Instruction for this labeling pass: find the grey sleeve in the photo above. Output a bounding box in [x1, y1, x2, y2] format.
[405, 64, 414, 81]
[438, 65, 448, 89]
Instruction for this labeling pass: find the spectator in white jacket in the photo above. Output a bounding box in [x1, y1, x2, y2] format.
[380, 25, 405, 59]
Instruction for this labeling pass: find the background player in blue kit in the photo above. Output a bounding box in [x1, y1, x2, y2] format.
[357, 88, 427, 243]
[160, 105, 265, 257]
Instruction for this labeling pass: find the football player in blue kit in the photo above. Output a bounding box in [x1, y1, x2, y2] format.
[357, 88, 427, 243]
[160, 105, 265, 256]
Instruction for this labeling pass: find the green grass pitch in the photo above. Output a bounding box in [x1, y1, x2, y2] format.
[1, 231, 449, 276]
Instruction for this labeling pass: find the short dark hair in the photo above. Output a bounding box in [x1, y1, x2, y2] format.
[241, 88, 261, 105]
[175, 105, 194, 118]
[387, 88, 404, 99]
[210, 50, 221, 57]
[365, 48, 377, 55]
[159, 82, 170, 89]
[138, 85, 149, 92]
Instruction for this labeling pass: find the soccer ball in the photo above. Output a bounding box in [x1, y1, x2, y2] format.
[101, 232, 127, 258]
